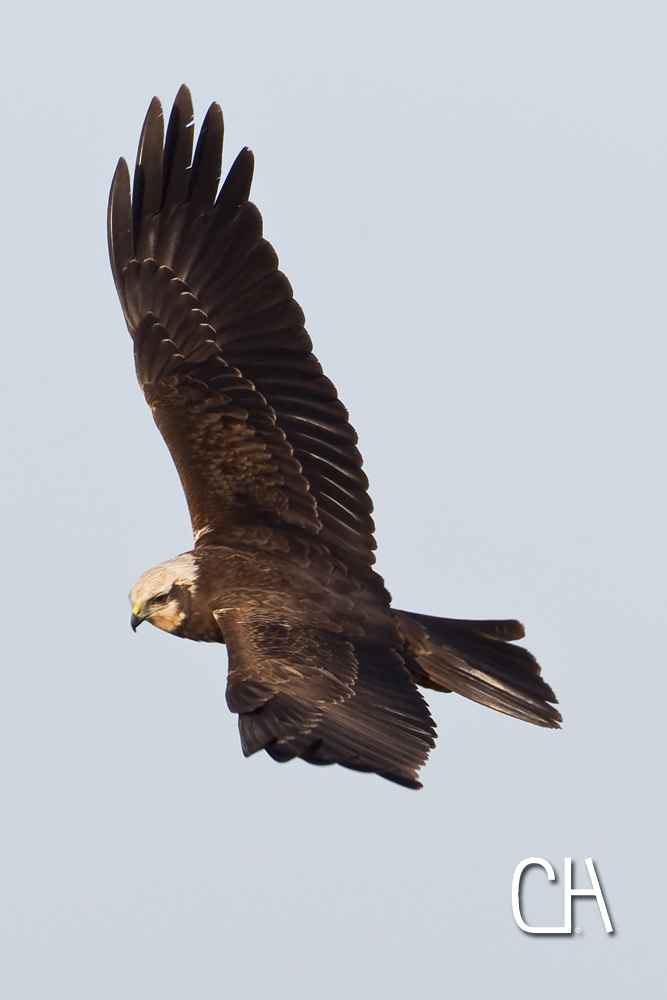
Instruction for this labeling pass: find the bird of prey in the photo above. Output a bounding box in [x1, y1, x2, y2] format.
[108, 86, 561, 790]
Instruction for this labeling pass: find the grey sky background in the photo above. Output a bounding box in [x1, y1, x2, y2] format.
[0, 1, 664, 996]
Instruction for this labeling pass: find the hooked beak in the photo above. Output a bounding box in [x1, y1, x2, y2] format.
[131, 604, 144, 632]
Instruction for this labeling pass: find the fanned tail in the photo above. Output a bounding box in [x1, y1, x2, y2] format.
[395, 610, 562, 729]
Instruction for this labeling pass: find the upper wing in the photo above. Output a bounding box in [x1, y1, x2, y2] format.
[109, 86, 378, 578]
[131, 308, 321, 542]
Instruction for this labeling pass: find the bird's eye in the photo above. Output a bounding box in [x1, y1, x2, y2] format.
[152, 592, 171, 604]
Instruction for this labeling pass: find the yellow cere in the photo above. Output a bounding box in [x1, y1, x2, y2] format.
[133, 603, 142, 616]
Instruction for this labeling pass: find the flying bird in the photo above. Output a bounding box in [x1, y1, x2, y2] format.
[108, 86, 561, 790]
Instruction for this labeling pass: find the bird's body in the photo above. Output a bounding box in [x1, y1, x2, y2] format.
[110, 86, 560, 789]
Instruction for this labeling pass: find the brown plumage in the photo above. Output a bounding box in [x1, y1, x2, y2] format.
[109, 86, 561, 790]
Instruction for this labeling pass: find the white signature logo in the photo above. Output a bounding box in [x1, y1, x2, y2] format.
[512, 858, 613, 934]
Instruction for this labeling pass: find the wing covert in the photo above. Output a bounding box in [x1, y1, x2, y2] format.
[132, 311, 321, 542]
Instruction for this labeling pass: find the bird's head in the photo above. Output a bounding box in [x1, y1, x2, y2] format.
[129, 553, 198, 634]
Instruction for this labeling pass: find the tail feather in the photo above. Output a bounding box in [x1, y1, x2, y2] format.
[395, 610, 562, 730]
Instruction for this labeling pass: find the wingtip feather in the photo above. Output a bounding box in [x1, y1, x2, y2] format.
[108, 157, 133, 290]
[174, 83, 193, 105]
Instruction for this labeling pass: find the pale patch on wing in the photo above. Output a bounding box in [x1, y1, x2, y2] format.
[193, 525, 214, 542]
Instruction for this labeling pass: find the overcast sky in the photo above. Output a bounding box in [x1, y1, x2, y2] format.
[0, 2, 664, 997]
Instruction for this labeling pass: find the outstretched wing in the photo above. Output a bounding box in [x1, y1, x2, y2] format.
[109, 86, 377, 578]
